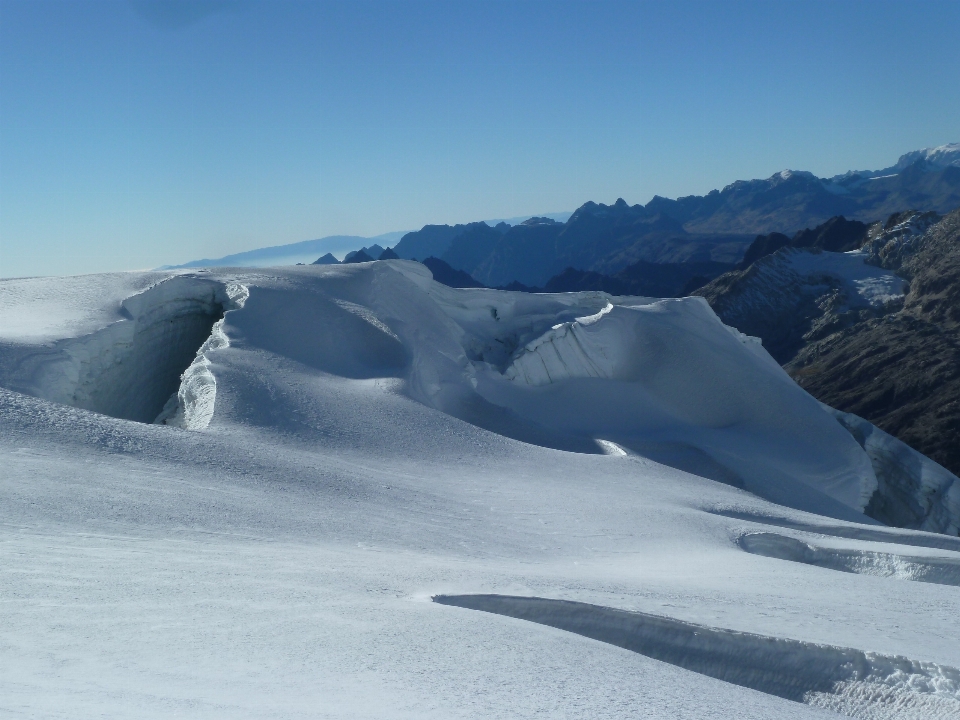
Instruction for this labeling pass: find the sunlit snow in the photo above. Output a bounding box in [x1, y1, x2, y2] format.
[1, 260, 959, 719]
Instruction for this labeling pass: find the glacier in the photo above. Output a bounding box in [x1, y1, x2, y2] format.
[1, 259, 959, 719]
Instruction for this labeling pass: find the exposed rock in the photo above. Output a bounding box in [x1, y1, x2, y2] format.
[420, 257, 485, 288]
[788, 209, 960, 475]
[542, 260, 733, 298]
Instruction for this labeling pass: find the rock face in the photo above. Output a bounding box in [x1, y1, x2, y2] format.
[697, 208, 960, 478]
[420, 257, 485, 288]
[695, 245, 906, 363]
[787, 209, 960, 476]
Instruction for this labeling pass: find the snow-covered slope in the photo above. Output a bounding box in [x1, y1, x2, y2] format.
[832, 142, 960, 182]
[2, 261, 960, 718]
[891, 142, 960, 173]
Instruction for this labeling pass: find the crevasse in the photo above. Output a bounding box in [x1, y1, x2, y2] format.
[156, 282, 248, 430]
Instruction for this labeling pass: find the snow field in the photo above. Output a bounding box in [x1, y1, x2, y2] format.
[2, 260, 960, 718]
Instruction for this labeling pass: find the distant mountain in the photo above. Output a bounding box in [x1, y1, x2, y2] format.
[646, 146, 960, 236]
[159, 232, 408, 270]
[395, 199, 752, 288]
[312, 253, 340, 265]
[420, 257, 485, 288]
[162, 212, 571, 271]
[737, 216, 869, 269]
[342, 249, 375, 264]
[541, 260, 733, 298]
[391, 143, 959, 288]
[344, 244, 385, 263]
[833, 142, 959, 181]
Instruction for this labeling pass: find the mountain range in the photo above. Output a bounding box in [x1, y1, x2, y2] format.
[164, 144, 958, 285]
[388, 143, 960, 288]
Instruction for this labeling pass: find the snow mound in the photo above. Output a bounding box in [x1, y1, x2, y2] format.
[0, 261, 880, 519]
[435, 594, 960, 718]
[465, 294, 877, 516]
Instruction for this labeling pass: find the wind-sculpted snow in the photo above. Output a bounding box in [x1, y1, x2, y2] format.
[474, 293, 877, 516]
[3, 260, 960, 717]
[738, 532, 960, 587]
[434, 594, 960, 719]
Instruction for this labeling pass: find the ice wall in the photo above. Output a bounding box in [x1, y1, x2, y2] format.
[9, 276, 231, 423]
[825, 405, 960, 536]
[157, 283, 248, 429]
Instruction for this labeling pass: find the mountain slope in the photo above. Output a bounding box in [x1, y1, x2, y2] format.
[695, 208, 960, 478]
[542, 260, 733, 297]
[787, 209, 960, 476]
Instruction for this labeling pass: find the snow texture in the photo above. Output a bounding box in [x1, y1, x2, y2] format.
[1, 259, 959, 719]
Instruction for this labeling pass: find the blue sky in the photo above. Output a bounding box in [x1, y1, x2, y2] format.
[1, 0, 958, 277]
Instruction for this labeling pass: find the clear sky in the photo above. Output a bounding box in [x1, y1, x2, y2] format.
[1, 0, 958, 277]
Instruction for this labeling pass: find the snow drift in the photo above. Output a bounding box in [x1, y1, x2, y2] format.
[434, 594, 960, 718]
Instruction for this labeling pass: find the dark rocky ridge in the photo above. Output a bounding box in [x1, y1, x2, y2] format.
[786, 209, 960, 476]
[738, 216, 870, 269]
[542, 260, 733, 297]
[420, 257, 485, 288]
